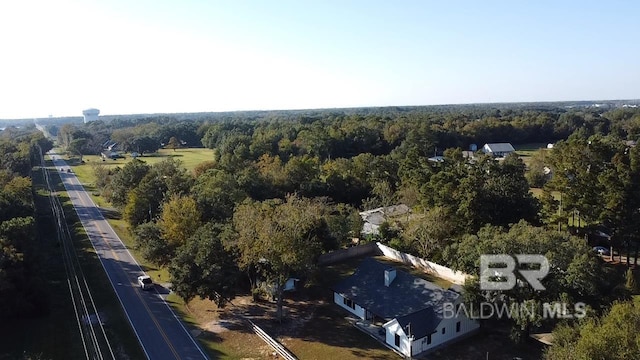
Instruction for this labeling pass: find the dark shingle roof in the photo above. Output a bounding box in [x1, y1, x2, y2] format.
[332, 258, 459, 321]
[396, 308, 440, 339]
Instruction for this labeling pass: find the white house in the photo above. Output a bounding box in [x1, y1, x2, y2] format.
[333, 258, 479, 357]
[482, 143, 515, 157]
[359, 204, 410, 236]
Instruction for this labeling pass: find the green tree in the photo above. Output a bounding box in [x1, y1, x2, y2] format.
[167, 136, 181, 151]
[231, 195, 327, 322]
[56, 123, 74, 150]
[191, 169, 246, 222]
[133, 222, 173, 265]
[404, 206, 455, 262]
[169, 223, 239, 306]
[453, 221, 607, 341]
[68, 138, 88, 161]
[132, 135, 160, 154]
[151, 157, 194, 197]
[423, 150, 538, 234]
[106, 159, 150, 208]
[91, 161, 111, 191]
[544, 299, 640, 359]
[525, 149, 550, 188]
[192, 160, 217, 178]
[158, 195, 201, 248]
[123, 174, 165, 226]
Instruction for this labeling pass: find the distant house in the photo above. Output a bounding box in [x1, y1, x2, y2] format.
[101, 140, 120, 159]
[359, 204, 410, 236]
[333, 259, 479, 357]
[100, 151, 119, 160]
[482, 143, 515, 157]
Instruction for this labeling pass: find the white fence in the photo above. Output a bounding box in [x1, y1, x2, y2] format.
[246, 318, 297, 360]
[375, 242, 469, 284]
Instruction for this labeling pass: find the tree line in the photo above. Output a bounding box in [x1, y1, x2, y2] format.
[0, 129, 53, 319]
[58, 104, 640, 344]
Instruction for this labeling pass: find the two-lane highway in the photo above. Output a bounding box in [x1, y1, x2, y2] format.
[52, 154, 208, 360]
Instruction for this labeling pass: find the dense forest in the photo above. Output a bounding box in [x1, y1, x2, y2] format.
[4, 102, 640, 356]
[0, 129, 52, 318]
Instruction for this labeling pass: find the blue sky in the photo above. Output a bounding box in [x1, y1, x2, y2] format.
[0, 0, 637, 118]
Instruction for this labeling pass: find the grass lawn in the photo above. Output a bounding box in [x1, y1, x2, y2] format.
[514, 143, 548, 152]
[165, 294, 270, 359]
[72, 148, 214, 175]
[280, 303, 398, 360]
[514, 143, 549, 168]
[249, 255, 456, 360]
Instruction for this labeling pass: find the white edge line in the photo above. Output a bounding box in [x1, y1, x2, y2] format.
[56, 157, 209, 360]
[52, 157, 151, 360]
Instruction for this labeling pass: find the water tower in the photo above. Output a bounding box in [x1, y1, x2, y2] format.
[82, 108, 100, 123]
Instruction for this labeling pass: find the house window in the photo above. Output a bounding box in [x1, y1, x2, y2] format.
[427, 334, 432, 345]
[442, 327, 446, 335]
[343, 297, 355, 310]
[456, 321, 461, 333]
[394, 333, 400, 347]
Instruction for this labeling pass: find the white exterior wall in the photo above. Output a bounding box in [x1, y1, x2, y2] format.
[333, 292, 366, 319]
[384, 320, 412, 357]
[382, 302, 480, 357]
[413, 314, 479, 355]
[482, 144, 492, 154]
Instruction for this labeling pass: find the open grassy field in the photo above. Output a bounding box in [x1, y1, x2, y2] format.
[514, 142, 549, 153]
[514, 143, 549, 168]
[67, 147, 215, 186]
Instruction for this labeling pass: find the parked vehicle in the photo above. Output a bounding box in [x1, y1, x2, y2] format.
[593, 246, 610, 256]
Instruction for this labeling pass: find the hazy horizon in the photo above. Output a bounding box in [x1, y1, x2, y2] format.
[1, 1, 638, 119]
[1, 97, 639, 122]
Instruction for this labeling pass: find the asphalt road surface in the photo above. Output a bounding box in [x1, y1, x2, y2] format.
[52, 155, 208, 360]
